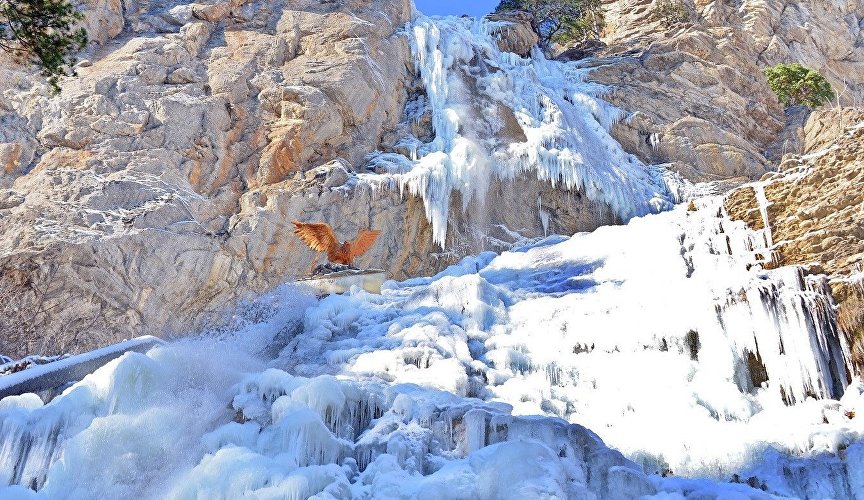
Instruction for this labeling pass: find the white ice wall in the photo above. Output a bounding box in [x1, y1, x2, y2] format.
[362, 16, 677, 246]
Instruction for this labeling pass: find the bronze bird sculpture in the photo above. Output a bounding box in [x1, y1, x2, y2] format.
[292, 221, 381, 273]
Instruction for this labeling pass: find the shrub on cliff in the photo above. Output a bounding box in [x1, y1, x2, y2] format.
[495, 0, 604, 47]
[763, 63, 835, 109]
[0, 0, 88, 92]
[652, 0, 691, 28]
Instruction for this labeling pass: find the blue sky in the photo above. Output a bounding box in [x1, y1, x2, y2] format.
[414, 0, 499, 17]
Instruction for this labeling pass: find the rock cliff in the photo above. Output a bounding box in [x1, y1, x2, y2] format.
[725, 109, 864, 368]
[0, 0, 417, 355]
[0, 0, 618, 356]
[0, 0, 861, 356]
[587, 0, 864, 182]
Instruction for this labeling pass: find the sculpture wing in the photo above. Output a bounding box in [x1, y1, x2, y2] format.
[292, 221, 338, 253]
[350, 229, 381, 259]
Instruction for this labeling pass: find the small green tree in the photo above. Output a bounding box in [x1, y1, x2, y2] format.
[653, 0, 691, 28]
[763, 63, 835, 109]
[495, 0, 604, 47]
[0, 0, 88, 93]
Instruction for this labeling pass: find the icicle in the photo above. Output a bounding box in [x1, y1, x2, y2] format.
[714, 247, 852, 404]
[384, 16, 675, 247]
[649, 132, 661, 152]
[0, 414, 67, 490]
[464, 409, 488, 453]
[752, 183, 774, 251]
[538, 196, 550, 237]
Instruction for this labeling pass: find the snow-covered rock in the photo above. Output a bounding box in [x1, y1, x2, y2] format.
[726, 114, 864, 370]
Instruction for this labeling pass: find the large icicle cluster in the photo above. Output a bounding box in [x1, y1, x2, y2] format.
[0, 341, 662, 499]
[1, 200, 863, 498]
[173, 370, 661, 499]
[362, 16, 676, 246]
[279, 198, 859, 482]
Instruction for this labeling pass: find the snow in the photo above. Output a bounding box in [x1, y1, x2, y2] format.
[0, 356, 66, 376]
[2, 198, 861, 498]
[360, 16, 677, 246]
[0, 336, 164, 401]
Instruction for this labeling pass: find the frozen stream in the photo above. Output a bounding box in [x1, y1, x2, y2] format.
[1, 199, 863, 499]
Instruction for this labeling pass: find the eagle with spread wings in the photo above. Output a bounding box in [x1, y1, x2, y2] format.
[292, 220, 381, 269]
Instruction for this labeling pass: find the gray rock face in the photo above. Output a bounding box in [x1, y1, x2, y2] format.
[0, 0, 416, 355]
[728, 0, 864, 102]
[725, 110, 864, 368]
[227, 162, 618, 290]
[485, 11, 540, 57]
[0, 0, 618, 356]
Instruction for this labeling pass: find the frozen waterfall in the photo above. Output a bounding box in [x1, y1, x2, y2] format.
[362, 16, 677, 246]
[1, 12, 863, 500]
[2, 198, 861, 499]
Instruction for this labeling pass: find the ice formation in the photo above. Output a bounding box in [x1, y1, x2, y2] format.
[2, 198, 862, 499]
[362, 16, 676, 246]
[0, 337, 164, 401]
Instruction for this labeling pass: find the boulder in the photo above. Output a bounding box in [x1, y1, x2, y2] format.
[486, 10, 540, 57]
[557, 40, 607, 62]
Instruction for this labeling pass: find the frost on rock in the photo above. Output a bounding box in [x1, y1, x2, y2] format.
[362, 16, 677, 246]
